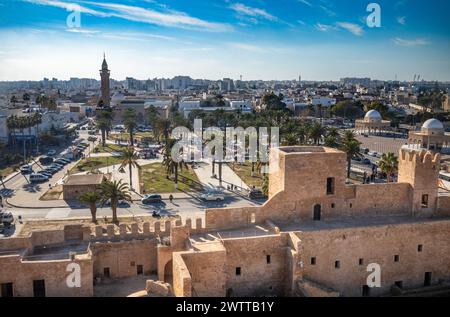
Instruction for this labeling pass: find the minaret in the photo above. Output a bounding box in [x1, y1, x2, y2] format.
[100, 53, 110, 107]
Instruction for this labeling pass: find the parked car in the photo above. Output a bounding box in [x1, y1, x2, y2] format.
[38, 171, 53, 178]
[30, 173, 48, 183]
[362, 158, 371, 165]
[58, 158, 71, 164]
[248, 189, 266, 200]
[200, 192, 225, 202]
[20, 165, 33, 174]
[47, 150, 57, 156]
[44, 168, 58, 174]
[54, 159, 68, 166]
[352, 156, 362, 162]
[39, 156, 54, 165]
[49, 165, 62, 172]
[0, 211, 14, 225]
[103, 199, 130, 207]
[141, 194, 162, 204]
[88, 136, 97, 142]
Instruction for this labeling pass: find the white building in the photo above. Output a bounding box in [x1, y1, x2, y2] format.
[310, 97, 336, 107]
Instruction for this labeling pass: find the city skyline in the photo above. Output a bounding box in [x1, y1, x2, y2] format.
[0, 0, 449, 81]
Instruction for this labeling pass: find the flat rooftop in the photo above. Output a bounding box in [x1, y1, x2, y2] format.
[278, 146, 342, 154]
[22, 242, 90, 261]
[65, 174, 104, 186]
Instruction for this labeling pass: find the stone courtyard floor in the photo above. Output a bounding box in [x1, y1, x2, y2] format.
[94, 275, 157, 297]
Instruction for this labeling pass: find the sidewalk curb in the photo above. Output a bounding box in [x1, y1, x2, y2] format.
[5, 196, 193, 210]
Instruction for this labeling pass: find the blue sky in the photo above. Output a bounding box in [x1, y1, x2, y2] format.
[0, 0, 449, 81]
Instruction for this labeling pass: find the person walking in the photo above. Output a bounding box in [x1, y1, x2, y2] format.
[169, 194, 174, 204]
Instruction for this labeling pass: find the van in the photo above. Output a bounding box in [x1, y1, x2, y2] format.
[30, 173, 48, 183]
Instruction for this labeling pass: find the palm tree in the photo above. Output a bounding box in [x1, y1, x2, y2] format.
[119, 147, 140, 190]
[10, 95, 18, 107]
[33, 113, 42, 153]
[6, 115, 18, 151]
[156, 118, 171, 143]
[339, 131, 362, 178]
[308, 122, 325, 145]
[123, 108, 138, 146]
[79, 191, 101, 223]
[162, 139, 188, 185]
[378, 152, 399, 183]
[96, 109, 114, 147]
[262, 175, 269, 197]
[99, 179, 132, 223]
[324, 135, 339, 148]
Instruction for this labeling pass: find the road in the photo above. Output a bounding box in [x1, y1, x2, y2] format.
[8, 194, 262, 222]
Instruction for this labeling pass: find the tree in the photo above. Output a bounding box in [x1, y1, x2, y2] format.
[162, 139, 188, 184]
[156, 118, 172, 143]
[308, 122, 325, 145]
[378, 152, 399, 183]
[99, 179, 132, 223]
[6, 115, 18, 151]
[123, 108, 138, 146]
[96, 109, 114, 147]
[79, 191, 101, 223]
[339, 131, 362, 178]
[10, 95, 18, 107]
[262, 175, 269, 197]
[147, 105, 160, 130]
[119, 147, 140, 190]
[330, 101, 364, 120]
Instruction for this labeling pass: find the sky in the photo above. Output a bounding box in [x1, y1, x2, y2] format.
[0, 0, 449, 81]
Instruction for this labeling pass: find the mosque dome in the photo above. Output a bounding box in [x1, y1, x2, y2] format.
[364, 110, 382, 122]
[421, 119, 444, 135]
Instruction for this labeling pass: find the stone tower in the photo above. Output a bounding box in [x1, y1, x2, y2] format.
[398, 147, 440, 217]
[100, 54, 110, 107]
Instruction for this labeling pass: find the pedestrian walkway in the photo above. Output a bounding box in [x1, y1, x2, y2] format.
[193, 160, 250, 190]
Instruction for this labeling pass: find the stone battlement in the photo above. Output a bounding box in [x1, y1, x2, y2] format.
[399, 147, 440, 166]
[90, 218, 205, 242]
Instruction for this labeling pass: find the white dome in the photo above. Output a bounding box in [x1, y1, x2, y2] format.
[422, 119, 444, 130]
[365, 110, 382, 120]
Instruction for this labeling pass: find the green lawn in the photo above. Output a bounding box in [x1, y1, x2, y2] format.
[94, 144, 127, 153]
[110, 132, 155, 141]
[0, 166, 17, 178]
[71, 156, 124, 173]
[228, 162, 264, 188]
[140, 163, 201, 193]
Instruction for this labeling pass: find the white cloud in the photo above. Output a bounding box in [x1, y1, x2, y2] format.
[336, 22, 364, 36]
[22, 0, 233, 32]
[23, 0, 109, 16]
[392, 37, 428, 47]
[229, 42, 268, 53]
[397, 16, 406, 25]
[297, 0, 312, 7]
[319, 5, 336, 17]
[230, 3, 278, 22]
[315, 23, 332, 32]
[66, 28, 100, 34]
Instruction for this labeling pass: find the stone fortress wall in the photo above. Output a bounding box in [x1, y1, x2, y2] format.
[1, 146, 449, 297]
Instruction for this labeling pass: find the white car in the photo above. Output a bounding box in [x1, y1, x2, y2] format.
[47, 150, 56, 156]
[200, 192, 225, 202]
